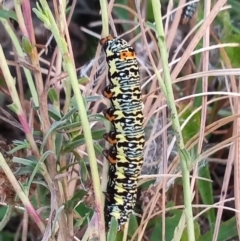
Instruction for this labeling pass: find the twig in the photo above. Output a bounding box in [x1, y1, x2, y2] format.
[150, 0, 195, 240]
[0, 153, 45, 233]
[32, 1, 106, 240]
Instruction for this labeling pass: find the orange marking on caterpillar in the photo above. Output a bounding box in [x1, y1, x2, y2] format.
[120, 51, 136, 60]
[103, 133, 117, 144]
[103, 90, 113, 99]
[100, 35, 114, 45]
[103, 150, 117, 164]
[104, 113, 116, 122]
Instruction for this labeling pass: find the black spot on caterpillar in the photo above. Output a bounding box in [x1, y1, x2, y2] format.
[100, 36, 145, 231]
[181, 0, 198, 24]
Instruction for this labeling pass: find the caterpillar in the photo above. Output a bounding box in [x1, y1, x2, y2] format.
[100, 36, 145, 230]
[181, 0, 198, 24]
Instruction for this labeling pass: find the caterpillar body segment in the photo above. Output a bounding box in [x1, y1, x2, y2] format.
[181, 1, 198, 24]
[103, 127, 145, 147]
[100, 36, 145, 230]
[103, 85, 142, 111]
[103, 107, 144, 133]
[104, 147, 143, 177]
[103, 132, 143, 157]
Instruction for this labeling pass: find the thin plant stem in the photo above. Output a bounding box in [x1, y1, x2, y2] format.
[0, 44, 39, 157]
[0, 18, 39, 108]
[98, 0, 111, 234]
[0, 43, 54, 217]
[58, 2, 75, 237]
[99, 0, 109, 36]
[0, 153, 45, 233]
[32, 1, 106, 240]
[14, 1, 54, 170]
[17, 3, 68, 239]
[14, 0, 29, 38]
[58, 0, 73, 115]
[151, 0, 195, 240]
[0, 205, 13, 231]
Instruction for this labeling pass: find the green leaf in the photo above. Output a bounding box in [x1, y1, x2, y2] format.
[128, 215, 139, 237]
[80, 157, 88, 182]
[90, 129, 106, 140]
[78, 77, 89, 85]
[197, 163, 216, 230]
[151, 219, 164, 241]
[61, 107, 78, 121]
[107, 217, 118, 241]
[7, 103, 18, 114]
[30, 184, 50, 209]
[32, 6, 51, 29]
[14, 166, 35, 176]
[41, 119, 67, 153]
[48, 105, 62, 121]
[22, 36, 33, 54]
[88, 113, 108, 122]
[150, 205, 182, 241]
[180, 106, 201, 142]
[71, 95, 87, 110]
[13, 156, 39, 177]
[48, 88, 59, 103]
[85, 95, 103, 103]
[172, 213, 186, 241]
[74, 203, 92, 229]
[56, 121, 82, 131]
[75, 202, 92, 220]
[0, 10, 17, 21]
[111, 0, 128, 28]
[51, 205, 65, 238]
[12, 157, 37, 168]
[58, 158, 79, 172]
[0, 76, 7, 89]
[181, 221, 200, 241]
[65, 190, 87, 210]
[93, 142, 104, 156]
[55, 132, 63, 158]
[8, 140, 29, 154]
[0, 205, 13, 231]
[199, 216, 237, 241]
[62, 138, 85, 152]
[32, 180, 48, 189]
[62, 129, 105, 152]
[146, 21, 156, 32]
[224, 34, 240, 68]
[28, 150, 53, 187]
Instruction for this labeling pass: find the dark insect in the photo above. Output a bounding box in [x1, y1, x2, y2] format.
[181, 0, 198, 24]
[100, 36, 145, 231]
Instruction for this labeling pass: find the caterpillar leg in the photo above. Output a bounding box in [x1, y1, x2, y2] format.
[103, 146, 117, 164]
[103, 131, 117, 145]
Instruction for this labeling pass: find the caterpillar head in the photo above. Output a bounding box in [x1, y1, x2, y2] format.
[100, 35, 136, 60]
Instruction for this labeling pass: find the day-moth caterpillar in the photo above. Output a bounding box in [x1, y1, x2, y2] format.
[100, 36, 145, 230]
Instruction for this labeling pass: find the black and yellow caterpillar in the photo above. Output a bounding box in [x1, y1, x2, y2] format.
[100, 36, 145, 230]
[181, 0, 198, 24]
